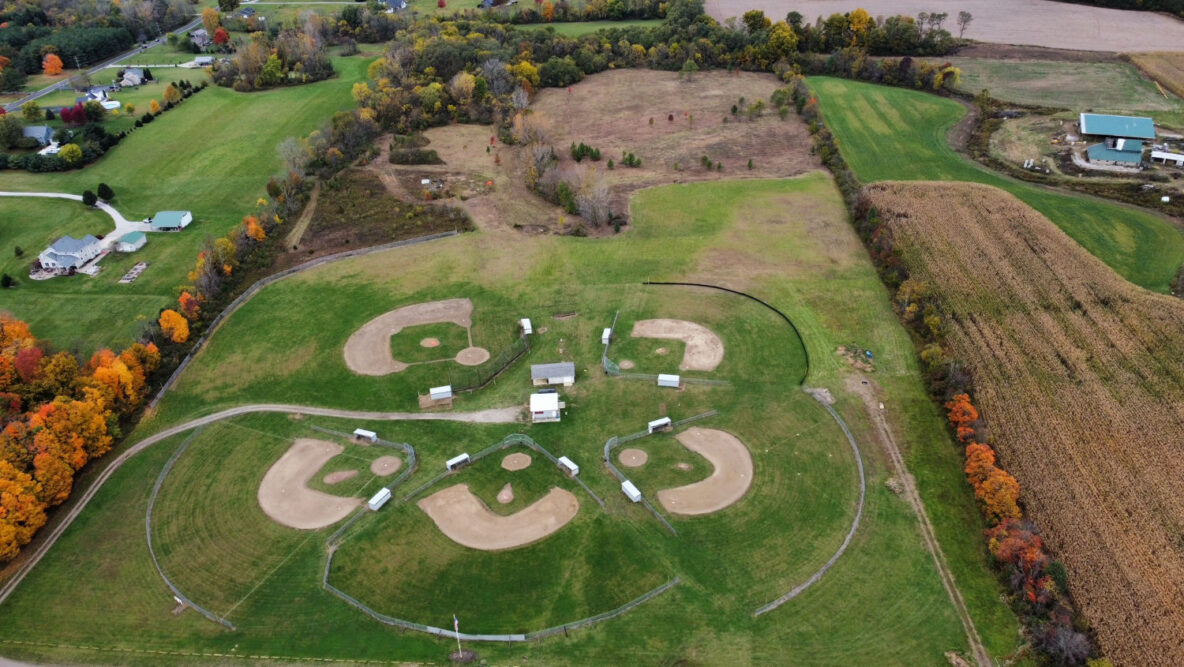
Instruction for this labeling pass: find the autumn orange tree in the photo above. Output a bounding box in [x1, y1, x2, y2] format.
[42, 53, 63, 76]
[178, 291, 201, 320]
[159, 309, 189, 343]
[149, 99, 161, 114]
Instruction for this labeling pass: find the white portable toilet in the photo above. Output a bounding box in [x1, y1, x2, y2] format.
[367, 487, 392, 511]
[621, 480, 642, 503]
[521, 318, 533, 335]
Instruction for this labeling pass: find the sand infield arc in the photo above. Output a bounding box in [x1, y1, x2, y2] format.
[631, 319, 724, 371]
[418, 484, 579, 550]
[657, 428, 753, 516]
[258, 439, 362, 529]
[343, 298, 487, 375]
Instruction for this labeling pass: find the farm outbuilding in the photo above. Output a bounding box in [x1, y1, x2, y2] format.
[114, 232, 146, 253]
[1152, 150, 1184, 166]
[151, 211, 192, 231]
[367, 487, 392, 511]
[530, 392, 563, 423]
[1087, 139, 1144, 166]
[1079, 113, 1156, 140]
[531, 362, 575, 386]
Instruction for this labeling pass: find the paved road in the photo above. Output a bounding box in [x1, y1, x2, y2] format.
[0, 191, 149, 251]
[0, 403, 522, 612]
[1, 15, 202, 113]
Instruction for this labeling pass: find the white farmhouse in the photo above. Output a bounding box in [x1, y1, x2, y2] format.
[39, 235, 102, 272]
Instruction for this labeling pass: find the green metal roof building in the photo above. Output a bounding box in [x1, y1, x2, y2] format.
[1079, 113, 1156, 140]
[1087, 139, 1144, 165]
[150, 210, 193, 231]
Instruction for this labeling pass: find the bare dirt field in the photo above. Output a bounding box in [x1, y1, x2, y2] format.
[619, 448, 649, 468]
[417, 484, 579, 551]
[370, 456, 402, 476]
[323, 469, 359, 485]
[258, 439, 362, 530]
[343, 298, 484, 375]
[656, 428, 754, 516]
[705, 0, 1184, 52]
[497, 483, 514, 505]
[869, 181, 1184, 666]
[501, 452, 532, 471]
[370, 70, 818, 234]
[454, 346, 491, 366]
[631, 319, 725, 371]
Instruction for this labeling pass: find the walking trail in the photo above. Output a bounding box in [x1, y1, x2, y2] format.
[0, 191, 151, 251]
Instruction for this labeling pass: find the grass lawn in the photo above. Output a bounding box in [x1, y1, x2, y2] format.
[0, 54, 375, 352]
[388, 322, 471, 363]
[808, 76, 1184, 293]
[522, 19, 662, 36]
[118, 42, 202, 67]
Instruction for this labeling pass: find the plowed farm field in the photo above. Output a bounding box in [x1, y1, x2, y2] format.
[869, 181, 1184, 667]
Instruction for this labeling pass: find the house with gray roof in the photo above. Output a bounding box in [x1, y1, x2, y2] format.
[531, 361, 575, 387]
[120, 67, 145, 87]
[191, 28, 211, 49]
[22, 125, 54, 147]
[38, 235, 103, 272]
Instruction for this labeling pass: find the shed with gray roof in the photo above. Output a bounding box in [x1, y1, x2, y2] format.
[531, 361, 575, 386]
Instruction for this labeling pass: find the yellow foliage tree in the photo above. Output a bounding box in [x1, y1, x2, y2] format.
[149, 99, 162, 114]
[0, 460, 46, 561]
[159, 309, 189, 343]
[163, 84, 181, 104]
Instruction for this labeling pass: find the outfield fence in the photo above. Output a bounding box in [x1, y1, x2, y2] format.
[144, 426, 237, 630]
[446, 333, 531, 393]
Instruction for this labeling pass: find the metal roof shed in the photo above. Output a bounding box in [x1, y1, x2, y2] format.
[1079, 113, 1156, 140]
[531, 361, 575, 386]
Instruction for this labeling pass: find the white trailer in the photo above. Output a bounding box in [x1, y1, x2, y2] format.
[657, 374, 680, 388]
[353, 428, 378, 443]
[367, 487, 392, 510]
[647, 417, 672, 433]
[621, 480, 642, 503]
[446, 453, 471, 471]
[557, 456, 580, 477]
[429, 385, 453, 400]
[521, 318, 533, 335]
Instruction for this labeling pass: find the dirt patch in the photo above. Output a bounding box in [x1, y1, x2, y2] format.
[836, 345, 876, 372]
[370, 455, 402, 476]
[619, 359, 635, 369]
[631, 319, 724, 371]
[420, 337, 440, 348]
[654, 347, 668, 356]
[619, 448, 649, 468]
[258, 439, 362, 530]
[455, 346, 490, 366]
[323, 469, 359, 485]
[417, 484, 579, 551]
[656, 428, 753, 516]
[497, 483, 514, 505]
[676, 462, 693, 471]
[343, 298, 473, 376]
[501, 452, 532, 471]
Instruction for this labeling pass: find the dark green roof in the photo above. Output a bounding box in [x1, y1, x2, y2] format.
[1087, 142, 1143, 164]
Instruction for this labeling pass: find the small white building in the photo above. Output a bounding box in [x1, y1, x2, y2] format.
[151, 210, 192, 231]
[621, 480, 642, 503]
[530, 392, 563, 423]
[557, 456, 579, 477]
[353, 428, 378, 443]
[446, 453, 471, 471]
[114, 231, 147, 253]
[531, 362, 575, 387]
[657, 374, 680, 388]
[194, 55, 215, 67]
[647, 417, 672, 434]
[520, 318, 533, 335]
[429, 385, 453, 400]
[1151, 150, 1184, 167]
[367, 487, 392, 511]
[601, 328, 612, 345]
[39, 235, 102, 272]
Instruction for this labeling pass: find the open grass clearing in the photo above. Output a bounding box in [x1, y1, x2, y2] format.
[523, 19, 662, 36]
[808, 76, 1184, 293]
[870, 180, 1184, 666]
[0, 53, 374, 351]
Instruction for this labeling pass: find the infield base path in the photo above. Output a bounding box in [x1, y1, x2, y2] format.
[258, 439, 362, 529]
[418, 484, 578, 550]
[343, 298, 476, 376]
[657, 428, 753, 516]
[631, 319, 724, 371]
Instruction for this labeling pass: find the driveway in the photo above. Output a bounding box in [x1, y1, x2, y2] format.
[0, 191, 153, 250]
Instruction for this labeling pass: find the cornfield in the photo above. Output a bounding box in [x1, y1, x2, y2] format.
[870, 182, 1184, 666]
[1126, 52, 1184, 101]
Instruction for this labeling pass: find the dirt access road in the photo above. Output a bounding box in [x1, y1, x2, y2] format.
[705, 0, 1184, 52]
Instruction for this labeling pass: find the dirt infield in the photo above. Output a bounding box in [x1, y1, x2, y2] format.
[370, 456, 402, 476]
[455, 346, 491, 366]
[501, 452, 532, 471]
[657, 428, 753, 516]
[497, 483, 514, 505]
[619, 448, 649, 468]
[343, 298, 475, 376]
[417, 484, 579, 550]
[420, 337, 440, 348]
[631, 319, 725, 371]
[258, 439, 362, 529]
[703, 0, 1184, 52]
[323, 469, 359, 485]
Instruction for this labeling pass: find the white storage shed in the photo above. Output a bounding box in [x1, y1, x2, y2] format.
[367, 487, 392, 510]
[446, 453, 471, 471]
[657, 374, 680, 388]
[648, 417, 672, 433]
[621, 480, 642, 503]
[601, 327, 612, 345]
[521, 318, 533, 335]
[531, 362, 576, 386]
[353, 428, 378, 443]
[429, 385, 453, 400]
[557, 456, 579, 477]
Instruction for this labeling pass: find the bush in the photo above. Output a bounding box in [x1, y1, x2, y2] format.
[82, 190, 97, 207]
[0, 274, 13, 289]
[97, 183, 114, 201]
[389, 148, 443, 165]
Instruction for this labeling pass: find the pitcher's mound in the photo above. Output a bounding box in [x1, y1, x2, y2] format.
[323, 469, 359, 485]
[418, 484, 578, 550]
[497, 482, 514, 504]
[501, 452, 532, 471]
[370, 455, 402, 476]
[619, 359, 635, 369]
[619, 448, 648, 467]
[421, 337, 441, 348]
[455, 346, 490, 366]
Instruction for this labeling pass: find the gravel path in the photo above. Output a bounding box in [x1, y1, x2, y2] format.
[0, 191, 151, 251]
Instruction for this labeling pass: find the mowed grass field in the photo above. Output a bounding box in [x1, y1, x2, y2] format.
[0, 174, 1023, 663]
[808, 76, 1184, 293]
[0, 54, 373, 352]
